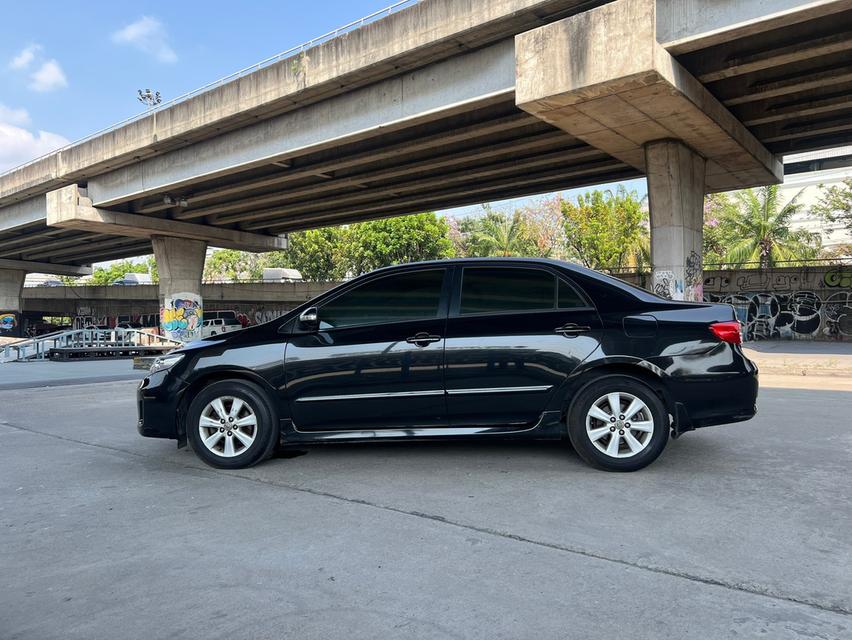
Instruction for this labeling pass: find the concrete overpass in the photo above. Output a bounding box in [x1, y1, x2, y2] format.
[20, 282, 336, 328]
[2, 0, 851, 338]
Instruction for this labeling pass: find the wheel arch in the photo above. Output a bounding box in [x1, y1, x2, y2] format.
[177, 369, 280, 440]
[561, 361, 675, 424]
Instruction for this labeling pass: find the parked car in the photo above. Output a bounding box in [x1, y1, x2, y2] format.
[116, 321, 143, 330]
[200, 317, 242, 338]
[138, 258, 758, 472]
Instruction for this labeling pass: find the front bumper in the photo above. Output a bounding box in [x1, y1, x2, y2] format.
[137, 369, 188, 440]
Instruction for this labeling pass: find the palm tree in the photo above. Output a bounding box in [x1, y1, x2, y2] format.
[463, 207, 533, 257]
[723, 185, 822, 268]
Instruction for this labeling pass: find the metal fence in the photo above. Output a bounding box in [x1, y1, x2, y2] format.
[0, 0, 422, 178]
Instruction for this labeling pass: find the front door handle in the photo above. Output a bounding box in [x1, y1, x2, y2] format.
[406, 332, 441, 347]
[555, 323, 591, 337]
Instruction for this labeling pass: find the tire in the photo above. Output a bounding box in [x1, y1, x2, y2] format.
[567, 375, 668, 472]
[186, 379, 279, 469]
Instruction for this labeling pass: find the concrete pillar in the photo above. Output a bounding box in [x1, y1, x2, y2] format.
[645, 140, 706, 302]
[152, 236, 207, 342]
[0, 269, 26, 337]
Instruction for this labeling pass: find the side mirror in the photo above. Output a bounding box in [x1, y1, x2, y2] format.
[298, 307, 319, 331]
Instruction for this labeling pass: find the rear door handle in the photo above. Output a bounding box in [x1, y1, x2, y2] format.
[406, 332, 441, 347]
[555, 323, 591, 337]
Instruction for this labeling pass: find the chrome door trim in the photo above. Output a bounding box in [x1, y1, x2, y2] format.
[295, 389, 445, 403]
[445, 385, 552, 395]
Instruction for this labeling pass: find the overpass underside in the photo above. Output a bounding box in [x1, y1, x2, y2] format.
[1, 0, 851, 338]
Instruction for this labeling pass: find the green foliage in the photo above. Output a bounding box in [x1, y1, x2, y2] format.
[452, 207, 535, 257]
[560, 187, 648, 270]
[712, 185, 822, 268]
[343, 213, 454, 275]
[203, 249, 264, 282]
[199, 212, 453, 282]
[812, 177, 852, 231]
[285, 227, 348, 281]
[89, 259, 153, 285]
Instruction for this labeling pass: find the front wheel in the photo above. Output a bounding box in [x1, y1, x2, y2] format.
[567, 375, 668, 471]
[186, 379, 278, 469]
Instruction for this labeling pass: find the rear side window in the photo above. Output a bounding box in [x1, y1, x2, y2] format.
[320, 269, 444, 329]
[558, 279, 587, 309]
[460, 267, 555, 314]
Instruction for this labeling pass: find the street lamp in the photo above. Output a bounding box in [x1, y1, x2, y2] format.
[137, 89, 162, 108]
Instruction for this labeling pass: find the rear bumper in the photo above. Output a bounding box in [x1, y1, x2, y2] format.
[664, 349, 759, 436]
[137, 369, 186, 440]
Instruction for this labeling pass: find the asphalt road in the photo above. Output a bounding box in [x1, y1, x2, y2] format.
[0, 379, 850, 639]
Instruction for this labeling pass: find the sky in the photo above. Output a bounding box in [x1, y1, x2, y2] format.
[0, 0, 647, 235]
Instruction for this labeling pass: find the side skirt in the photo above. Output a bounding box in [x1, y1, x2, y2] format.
[280, 411, 564, 444]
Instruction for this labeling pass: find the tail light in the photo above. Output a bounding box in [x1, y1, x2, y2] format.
[710, 321, 742, 345]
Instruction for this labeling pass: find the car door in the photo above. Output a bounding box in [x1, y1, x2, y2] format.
[444, 265, 601, 428]
[284, 267, 450, 431]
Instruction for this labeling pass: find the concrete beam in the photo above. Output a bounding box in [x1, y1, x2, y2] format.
[46, 185, 286, 253]
[0, 259, 92, 277]
[85, 41, 516, 208]
[0, 195, 47, 234]
[658, 0, 852, 55]
[515, 0, 783, 192]
[0, 0, 593, 207]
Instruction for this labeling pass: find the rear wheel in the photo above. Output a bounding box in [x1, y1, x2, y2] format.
[186, 379, 278, 469]
[567, 375, 668, 471]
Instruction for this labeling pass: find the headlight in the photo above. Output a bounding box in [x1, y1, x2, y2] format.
[149, 353, 185, 374]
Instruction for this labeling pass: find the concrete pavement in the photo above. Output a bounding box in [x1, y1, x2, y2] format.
[0, 378, 850, 639]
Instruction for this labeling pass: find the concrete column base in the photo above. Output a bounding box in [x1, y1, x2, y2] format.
[0, 268, 26, 337]
[645, 140, 706, 302]
[152, 236, 207, 342]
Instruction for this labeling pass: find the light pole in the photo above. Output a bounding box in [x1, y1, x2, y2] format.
[137, 89, 162, 108]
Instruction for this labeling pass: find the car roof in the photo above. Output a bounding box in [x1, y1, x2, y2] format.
[365, 257, 659, 302]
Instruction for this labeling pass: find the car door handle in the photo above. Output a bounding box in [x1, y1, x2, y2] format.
[406, 332, 441, 347]
[555, 323, 591, 337]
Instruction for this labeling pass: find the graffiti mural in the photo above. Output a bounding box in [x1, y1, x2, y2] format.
[653, 270, 675, 300]
[0, 311, 20, 337]
[704, 290, 852, 341]
[160, 292, 203, 342]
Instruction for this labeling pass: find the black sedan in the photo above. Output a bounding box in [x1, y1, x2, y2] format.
[138, 258, 757, 471]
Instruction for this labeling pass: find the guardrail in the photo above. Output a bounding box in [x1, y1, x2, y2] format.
[2, 328, 183, 362]
[0, 0, 421, 179]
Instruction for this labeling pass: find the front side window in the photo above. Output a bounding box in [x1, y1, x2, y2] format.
[320, 269, 444, 329]
[460, 267, 555, 315]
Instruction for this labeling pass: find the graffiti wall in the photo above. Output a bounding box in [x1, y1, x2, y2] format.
[703, 266, 852, 341]
[160, 293, 203, 342]
[0, 311, 21, 337]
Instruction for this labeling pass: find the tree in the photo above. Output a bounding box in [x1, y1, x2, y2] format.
[812, 177, 852, 231]
[703, 192, 739, 266]
[344, 212, 454, 275]
[89, 259, 153, 285]
[203, 249, 264, 282]
[285, 227, 349, 281]
[453, 207, 537, 257]
[517, 195, 569, 259]
[560, 187, 647, 271]
[721, 185, 822, 268]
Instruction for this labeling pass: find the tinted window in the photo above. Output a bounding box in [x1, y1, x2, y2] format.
[558, 278, 587, 309]
[460, 267, 555, 314]
[320, 270, 444, 329]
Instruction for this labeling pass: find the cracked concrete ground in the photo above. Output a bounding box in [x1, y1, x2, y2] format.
[0, 378, 850, 639]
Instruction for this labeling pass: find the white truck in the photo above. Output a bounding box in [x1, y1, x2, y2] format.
[262, 267, 303, 283]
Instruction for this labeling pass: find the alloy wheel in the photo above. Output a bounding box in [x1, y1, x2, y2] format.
[198, 396, 258, 458]
[585, 391, 655, 459]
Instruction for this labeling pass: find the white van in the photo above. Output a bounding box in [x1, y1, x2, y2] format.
[200, 317, 242, 338]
